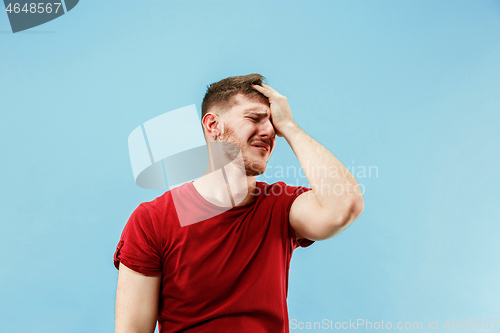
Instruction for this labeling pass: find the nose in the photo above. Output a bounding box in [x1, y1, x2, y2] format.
[257, 118, 276, 144]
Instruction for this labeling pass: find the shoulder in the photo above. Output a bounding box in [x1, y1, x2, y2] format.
[257, 181, 311, 198]
[140, 182, 191, 213]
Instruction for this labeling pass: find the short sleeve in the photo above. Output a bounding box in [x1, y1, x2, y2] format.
[281, 182, 315, 251]
[113, 204, 163, 276]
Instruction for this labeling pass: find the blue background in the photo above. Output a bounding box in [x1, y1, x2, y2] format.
[1, 1, 499, 332]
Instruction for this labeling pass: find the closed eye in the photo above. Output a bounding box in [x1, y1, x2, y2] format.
[247, 117, 258, 122]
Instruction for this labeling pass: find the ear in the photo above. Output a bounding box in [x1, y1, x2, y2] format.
[202, 112, 220, 139]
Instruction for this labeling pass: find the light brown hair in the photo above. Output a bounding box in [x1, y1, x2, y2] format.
[201, 73, 270, 132]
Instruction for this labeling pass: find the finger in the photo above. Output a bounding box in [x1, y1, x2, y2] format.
[252, 84, 280, 99]
[251, 84, 271, 97]
[251, 84, 265, 91]
[260, 83, 280, 95]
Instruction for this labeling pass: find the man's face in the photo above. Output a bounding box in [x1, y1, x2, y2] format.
[218, 94, 276, 176]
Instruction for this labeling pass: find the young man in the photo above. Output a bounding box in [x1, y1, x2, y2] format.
[114, 74, 364, 333]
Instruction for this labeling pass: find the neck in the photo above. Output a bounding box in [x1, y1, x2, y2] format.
[193, 141, 260, 207]
[193, 163, 257, 208]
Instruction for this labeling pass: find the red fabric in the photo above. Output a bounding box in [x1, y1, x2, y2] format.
[114, 181, 314, 333]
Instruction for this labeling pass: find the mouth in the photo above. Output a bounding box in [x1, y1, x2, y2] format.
[250, 142, 270, 152]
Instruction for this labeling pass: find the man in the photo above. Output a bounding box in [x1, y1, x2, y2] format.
[114, 74, 364, 333]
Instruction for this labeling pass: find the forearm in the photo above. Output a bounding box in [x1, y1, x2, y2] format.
[281, 122, 364, 225]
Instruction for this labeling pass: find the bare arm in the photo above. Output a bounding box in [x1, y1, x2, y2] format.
[252, 83, 364, 241]
[115, 262, 162, 333]
[284, 123, 364, 240]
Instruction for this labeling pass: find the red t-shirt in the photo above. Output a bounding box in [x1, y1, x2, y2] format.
[114, 181, 314, 332]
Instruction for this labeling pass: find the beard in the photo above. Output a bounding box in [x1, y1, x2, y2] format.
[219, 123, 267, 176]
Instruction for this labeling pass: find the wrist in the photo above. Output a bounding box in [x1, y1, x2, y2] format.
[278, 121, 299, 138]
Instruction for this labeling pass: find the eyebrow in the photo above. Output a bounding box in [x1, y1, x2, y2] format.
[243, 109, 269, 117]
